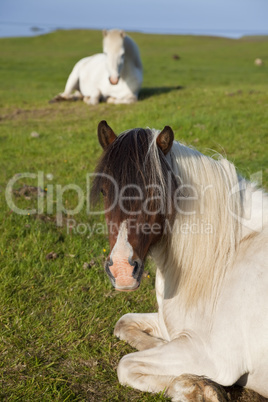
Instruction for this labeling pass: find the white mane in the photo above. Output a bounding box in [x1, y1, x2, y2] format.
[149, 133, 261, 311]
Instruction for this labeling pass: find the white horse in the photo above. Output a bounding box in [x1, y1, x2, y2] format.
[93, 121, 268, 401]
[51, 30, 143, 105]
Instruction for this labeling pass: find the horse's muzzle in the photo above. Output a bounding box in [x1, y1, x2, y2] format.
[109, 76, 120, 85]
[105, 258, 144, 291]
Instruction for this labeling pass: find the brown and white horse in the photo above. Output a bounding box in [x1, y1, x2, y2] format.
[92, 121, 268, 401]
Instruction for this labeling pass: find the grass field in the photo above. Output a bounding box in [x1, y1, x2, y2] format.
[0, 29, 267, 401]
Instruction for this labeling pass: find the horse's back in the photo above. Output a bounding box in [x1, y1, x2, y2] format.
[72, 54, 105, 74]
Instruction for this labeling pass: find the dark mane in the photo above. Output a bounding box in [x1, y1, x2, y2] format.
[91, 128, 178, 220]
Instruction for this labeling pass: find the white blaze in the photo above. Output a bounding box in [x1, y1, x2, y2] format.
[109, 220, 138, 290]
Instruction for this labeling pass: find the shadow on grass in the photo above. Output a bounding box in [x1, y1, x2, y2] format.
[139, 86, 184, 100]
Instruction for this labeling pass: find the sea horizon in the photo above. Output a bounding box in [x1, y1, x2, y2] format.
[1, 21, 268, 40]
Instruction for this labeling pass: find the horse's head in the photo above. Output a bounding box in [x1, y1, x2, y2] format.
[103, 29, 125, 85]
[92, 121, 178, 291]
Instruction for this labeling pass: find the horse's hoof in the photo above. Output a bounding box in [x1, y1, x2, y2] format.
[83, 96, 99, 105]
[106, 97, 117, 104]
[49, 94, 65, 104]
[167, 374, 228, 402]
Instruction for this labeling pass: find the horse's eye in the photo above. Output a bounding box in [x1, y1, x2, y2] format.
[101, 188, 107, 197]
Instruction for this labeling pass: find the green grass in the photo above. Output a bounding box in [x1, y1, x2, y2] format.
[0, 30, 267, 401]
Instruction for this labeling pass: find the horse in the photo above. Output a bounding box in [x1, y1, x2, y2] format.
[92, 121, 268, 401]
[50, 30, 143, 105]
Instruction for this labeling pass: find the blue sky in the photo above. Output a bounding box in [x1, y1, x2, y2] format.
[0, 0, 268, 38]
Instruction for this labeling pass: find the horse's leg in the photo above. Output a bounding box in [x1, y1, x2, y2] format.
[114, 313, 167, 351]
[49, 67, 81, 103]
[83, 89, 101, 105]
[117, 337, 240, 401]
[168, 375, 228, 402]
[61, 68, 80, 99]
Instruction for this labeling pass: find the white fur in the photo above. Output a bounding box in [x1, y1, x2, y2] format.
[114, 136, 268, 400]
[110, 220, 133, 263]
[59, 29, 143, 105]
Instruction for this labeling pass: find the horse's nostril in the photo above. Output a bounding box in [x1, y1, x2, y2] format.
[132, 261, 139, 277]
[131, 259, 144, 281]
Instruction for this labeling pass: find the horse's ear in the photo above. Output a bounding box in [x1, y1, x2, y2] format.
[98, 121, 117, 150]
[156, 126, 174, 155]
[102, 29, 108, 37]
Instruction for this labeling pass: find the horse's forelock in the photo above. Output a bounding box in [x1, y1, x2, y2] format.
[103, 29, 124, 51]
[91, 128, 178, 219]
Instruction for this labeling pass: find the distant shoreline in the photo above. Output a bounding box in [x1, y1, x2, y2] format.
[0, 22, 268, 39]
